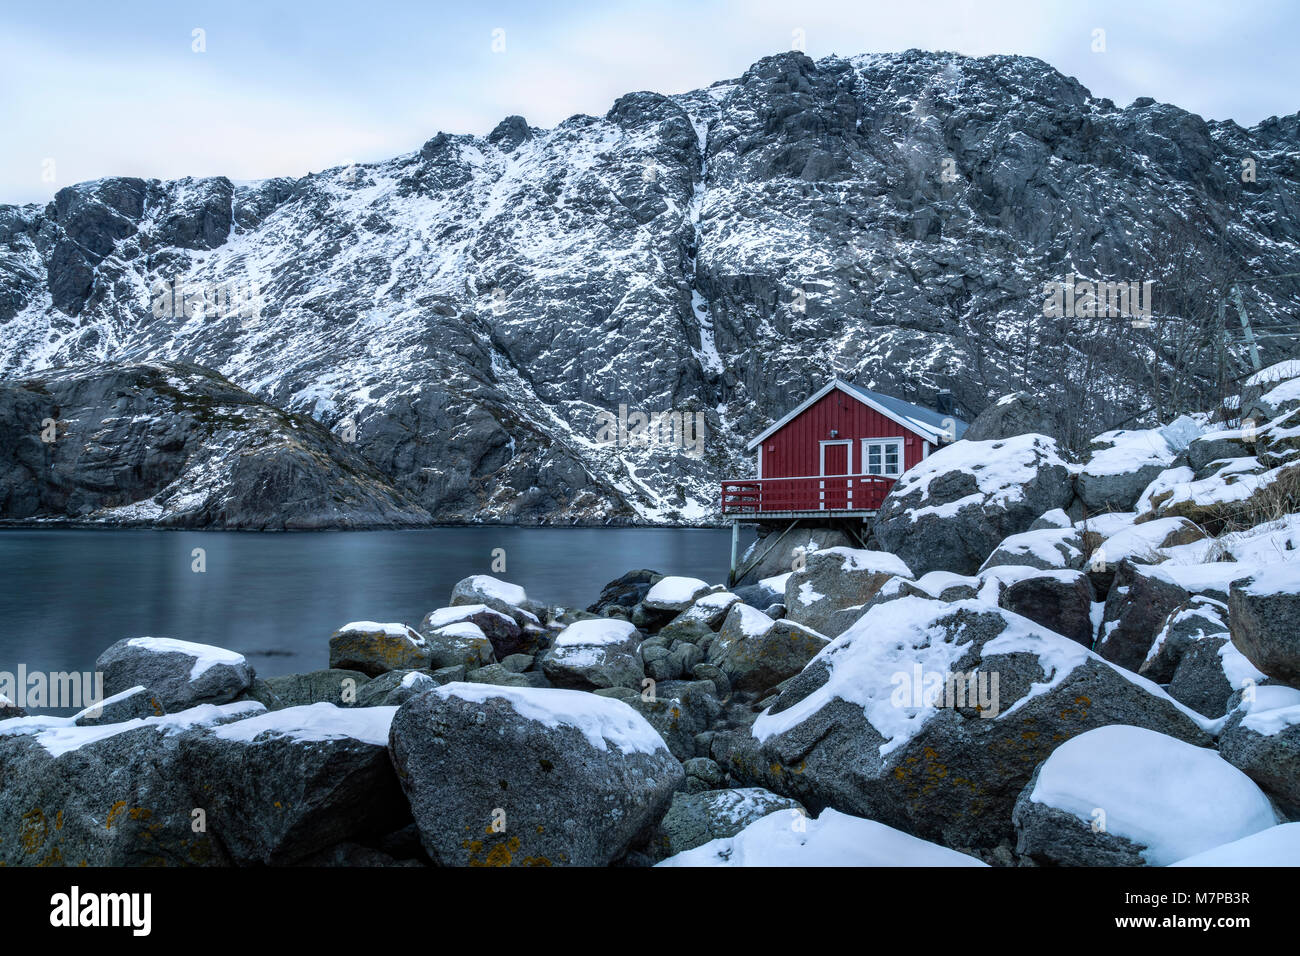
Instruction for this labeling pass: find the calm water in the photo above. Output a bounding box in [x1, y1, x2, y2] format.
[0, 528, 752, 681]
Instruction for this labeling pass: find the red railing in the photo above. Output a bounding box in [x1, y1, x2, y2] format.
[719, 475, 896, 515]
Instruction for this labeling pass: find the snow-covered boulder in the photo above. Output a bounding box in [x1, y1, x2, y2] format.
[96, 637, 254, 711]
[388, 683, 682, 866]
[722, 597, 1213, 849]
[657, 808, 988, 867]
[1186, 429, 1253, 475]
[1229, 566, 1300, 687]
[642, 576, 712, 613]
[708, 604, 828, 694]
[964, 391, 1060, 443]
[0, 701, 262, 865]
[1218, 685, 1300, 815]
[72, 685, 161, 726]
[449, 574, 540, 627]
[1242, 359, 1300, 421]
[669, 590, 741, 630]
[419, 619, 497, 671]
[783, 547, 911, 636]
[646, 788, 805, 862]
[1138, 596, 1229, 683]
[1077, 421, 1198, 513]
[980, 525, 1086, 572]
[1096, 562, 1193, 672]
[1092, 516, 1206, 569]
[998, 569, 1097, 646]
[355, 668, 445, 707]
[540, 618, 643, 690]
[1167, 635, 1265, 719]
[178, 703, 409, 865]
[420, 603, 531, 658]
[1169, 822, 1300, 866]
[593, 680, 721, 761]
[1012, 725, 1278, 866]
[872, 434, 1073, 577]
[329, 621, 431, 677]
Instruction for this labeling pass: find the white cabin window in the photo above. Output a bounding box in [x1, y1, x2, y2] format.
[861, 438, 903, 476]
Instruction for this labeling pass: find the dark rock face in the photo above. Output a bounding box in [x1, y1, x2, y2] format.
[0, 361, 432, 528]
[964, 393, 1060, 442]
[1229, 572, 1300, 687]
[999, 571, 1096, 646]
[387, 684, 683, 866]
[5, 51, 1299, 525]
[1096, 562, 1191, 672]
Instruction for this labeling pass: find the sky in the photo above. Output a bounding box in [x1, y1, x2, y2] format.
[2, 0, 1297, 205]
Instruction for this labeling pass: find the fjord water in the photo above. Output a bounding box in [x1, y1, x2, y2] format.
[0, 528, 750, 682]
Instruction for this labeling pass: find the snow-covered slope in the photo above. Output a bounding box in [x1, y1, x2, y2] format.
[2, 50, 1299, 524]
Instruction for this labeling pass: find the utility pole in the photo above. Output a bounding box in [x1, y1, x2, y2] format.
[1230, 284, 1263, 371]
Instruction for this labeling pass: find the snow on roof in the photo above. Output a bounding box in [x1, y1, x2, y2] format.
[656, 807, 987, 867]
[125, 637, 246, 680]
[1027, 724, 1278, 866]
[745, 378, 968, 449]
[213, 702, 397, 746]
[433, 682, 668, 755]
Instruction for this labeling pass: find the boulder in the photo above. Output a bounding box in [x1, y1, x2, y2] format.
[449, 574, 539, 628]
[979, 526, 1085, 572]
[594, 680, 722, 760]
[1137, 597, 1228, 683]
[387, 683, 683, 866]
[998, 570, 1096, 646]
[1228, 567, 1300, 687]
[1012, 725, 1278, 866]
[872, 434, 1073, 576]
[733, 529, 856, 587]
[178, 703, 411, 865]
[586, 569, 662, 614]
[0, 702, 262, 866]
[723, 597, 1214, 850]
[1095, 561, 1191, 672]
[668, 591, 741, 631]
[466, 664, 550, 688]
[646, 788, 806, 861]
[329, 622, 431, 677]
[657, 807, 988, 867]
[72, 686, 163, 726]
[421, 604, 531, 658]
[354, 669, 443, 706]
[420, 621, 497, 671]
[783, 547, 912, 636]
[708, 607, 828, 695]
[96, 637, 254, 711]
[1077, 421, 1195, 513]
[1167, 637, 1266, 719]
[964, 391, 1060, 442]
[642, 576, 712, 613]
[541, 618, 644, 691]
[1168, 823, 1300, 866]
[1217, 685, 1300, 815]
[264, 668, 371, 707]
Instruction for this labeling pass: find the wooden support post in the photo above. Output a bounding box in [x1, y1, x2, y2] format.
[728, 520, 740, 588]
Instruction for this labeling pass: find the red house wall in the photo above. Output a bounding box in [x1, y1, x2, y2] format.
[759, 388, 925, 478]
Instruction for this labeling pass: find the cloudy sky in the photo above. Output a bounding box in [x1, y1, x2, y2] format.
[2, 0, 1296, 205]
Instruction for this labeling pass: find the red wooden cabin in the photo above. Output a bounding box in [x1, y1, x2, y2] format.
[721, 378, 967, 518]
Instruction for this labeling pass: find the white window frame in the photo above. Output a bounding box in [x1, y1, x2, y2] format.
[819, 439, 853, 476]
[860, 438, 904, 477]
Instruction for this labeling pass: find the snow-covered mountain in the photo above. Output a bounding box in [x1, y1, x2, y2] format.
[2, 50, 1299, 525]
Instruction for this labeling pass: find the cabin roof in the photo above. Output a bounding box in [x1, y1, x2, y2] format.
[745, 378, 969, 450]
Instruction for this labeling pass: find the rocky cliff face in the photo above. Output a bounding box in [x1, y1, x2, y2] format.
[2, 50, 1299, 525]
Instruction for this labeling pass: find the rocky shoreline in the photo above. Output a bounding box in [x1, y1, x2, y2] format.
[3, 368, 1300, 866]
